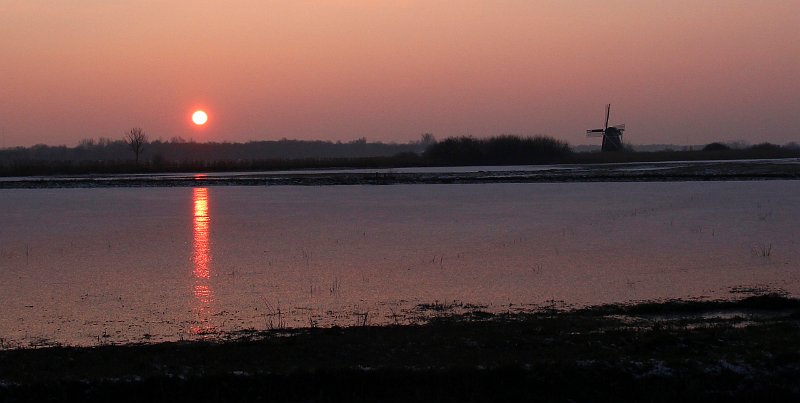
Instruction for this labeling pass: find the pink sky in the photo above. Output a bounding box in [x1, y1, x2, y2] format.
[1, 1, 798, 147]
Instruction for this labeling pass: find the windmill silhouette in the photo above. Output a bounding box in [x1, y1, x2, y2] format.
[587, 104, 626, 151]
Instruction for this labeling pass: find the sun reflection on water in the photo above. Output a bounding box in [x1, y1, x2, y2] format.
[191, 187, 214, 334]
[193, 187, 211, 279]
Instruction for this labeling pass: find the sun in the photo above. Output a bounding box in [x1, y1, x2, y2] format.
[192, 110, 208, 125]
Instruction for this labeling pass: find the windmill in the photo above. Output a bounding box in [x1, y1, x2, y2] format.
[587, 104, 626, 151]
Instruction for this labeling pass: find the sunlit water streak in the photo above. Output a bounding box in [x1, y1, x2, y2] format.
[191, 187, 214, 335]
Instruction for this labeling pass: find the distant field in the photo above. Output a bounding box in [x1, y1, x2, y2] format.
[1, 158, 798, 188]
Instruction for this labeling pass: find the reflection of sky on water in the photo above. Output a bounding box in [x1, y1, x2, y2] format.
[191, 187, 214, 334]
[1, 181, 800, 347]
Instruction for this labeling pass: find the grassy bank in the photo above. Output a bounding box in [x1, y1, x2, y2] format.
[2, 295, 799, 402]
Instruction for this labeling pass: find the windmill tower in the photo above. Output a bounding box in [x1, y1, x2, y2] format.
[587, 104, 626, 151]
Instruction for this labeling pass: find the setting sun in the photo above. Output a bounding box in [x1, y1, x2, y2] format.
[192, 110, 208, 126]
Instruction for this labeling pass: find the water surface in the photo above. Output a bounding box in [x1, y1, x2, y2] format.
[1, 181, 798, 347]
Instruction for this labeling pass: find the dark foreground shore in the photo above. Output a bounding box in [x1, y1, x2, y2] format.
[2, 294, 799, 402]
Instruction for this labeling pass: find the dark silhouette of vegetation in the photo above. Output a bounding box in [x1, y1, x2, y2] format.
[124, 128, 148, 164]
[702, 142, 731, 152]
[1, 137, 426, 163]
[424, 135, 572, 165]
[0, 136, 430, 176]
[1, 134, 799, 177]
[571, 142, 800, 164]
[749, 142, 782, 152]
[419, 133, 437, 147]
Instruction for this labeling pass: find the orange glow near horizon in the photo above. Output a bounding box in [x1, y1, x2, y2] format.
[2, 1, 798, 146]
[191, 186, 214, 334]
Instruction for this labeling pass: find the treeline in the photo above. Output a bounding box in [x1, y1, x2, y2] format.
[1, 134, 799, 176]
[423, 135, 571, 165]
[0, 137, 427, 176]
[0, 134, 572, 175]
[0, 137, 427, 163]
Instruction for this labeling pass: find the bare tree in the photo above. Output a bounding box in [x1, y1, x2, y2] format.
[124, 128, 148, 164]
[416, 133, 437, 153]
[419, 133, 437, 146]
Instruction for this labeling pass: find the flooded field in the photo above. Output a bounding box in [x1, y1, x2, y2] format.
[1, 181, 799, 347]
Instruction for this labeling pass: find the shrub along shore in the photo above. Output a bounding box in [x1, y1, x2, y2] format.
[1, 294, 799, 402]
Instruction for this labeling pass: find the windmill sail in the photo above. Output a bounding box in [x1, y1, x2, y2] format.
[586, 104, 626, 152]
